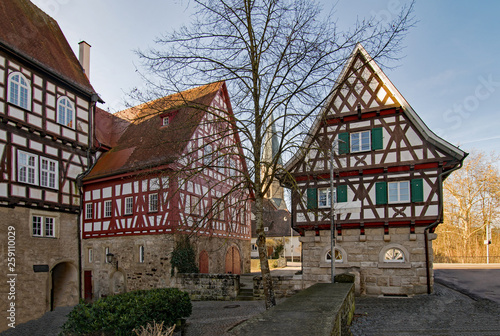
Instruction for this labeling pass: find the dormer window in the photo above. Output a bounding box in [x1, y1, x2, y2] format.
[162, 116, 169, 126]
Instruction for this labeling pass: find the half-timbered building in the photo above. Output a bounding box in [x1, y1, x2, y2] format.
[0, 0, 101, 330]
[283, 44, 466, 296]
[82, 82, 252, 299]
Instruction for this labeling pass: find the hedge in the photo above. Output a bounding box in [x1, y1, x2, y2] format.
[61, 288, 192, 336]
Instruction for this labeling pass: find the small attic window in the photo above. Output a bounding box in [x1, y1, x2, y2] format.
[162, 116, 169, 126]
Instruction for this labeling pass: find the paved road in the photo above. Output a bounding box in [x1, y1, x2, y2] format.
[434, 263, 500, 304]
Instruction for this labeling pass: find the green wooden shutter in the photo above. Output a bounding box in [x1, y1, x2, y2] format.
[371, 127, 383, 150]
[307, 188, 318, 210]
[338, 133, 350, 154]
[411, 178, 424, 202]
[375, 181, 387, 205]
[336, 185, 348, 203]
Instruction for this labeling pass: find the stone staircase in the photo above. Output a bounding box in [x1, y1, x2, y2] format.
[237, 274, 257, 301]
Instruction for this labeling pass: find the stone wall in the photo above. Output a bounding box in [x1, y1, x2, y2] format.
[300, 226, 435, 296]
[172, 273, 239, 300]
[0, 207, 79, 332]
[82, 234, 250, 300]
[253, 274, 305, 299]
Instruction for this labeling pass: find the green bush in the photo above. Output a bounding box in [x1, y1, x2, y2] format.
[61, 288, 192, 336]
[170, 236, 199, 276]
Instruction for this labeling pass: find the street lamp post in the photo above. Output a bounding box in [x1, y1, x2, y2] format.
[330, 139, 337, 283]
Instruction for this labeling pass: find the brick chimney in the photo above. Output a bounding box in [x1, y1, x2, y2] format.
[78, 41, 91, 79]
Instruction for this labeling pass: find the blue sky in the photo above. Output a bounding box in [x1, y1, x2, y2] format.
[31, 0, 500, 159]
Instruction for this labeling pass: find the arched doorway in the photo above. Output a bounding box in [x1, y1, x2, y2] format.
[111, 271, 126, 295]
[51, 262, 78, 310]
[225, 245, 241, 274]
[199, 250, 209, 274]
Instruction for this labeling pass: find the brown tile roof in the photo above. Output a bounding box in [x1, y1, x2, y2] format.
[94, 107, 130, 149]
[85, 82, 224, 180]
[0, 0, 95, 94]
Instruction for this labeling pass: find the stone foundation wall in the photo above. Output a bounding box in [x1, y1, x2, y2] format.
[253, 274, 305, 299]
[300, 226, 435, 296]
[172, 273, 239, 300]
[0, 207, 79, 332]
[82, 234, 250, 300]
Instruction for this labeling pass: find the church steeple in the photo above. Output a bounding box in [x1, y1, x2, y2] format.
[261, 113, 287, 210]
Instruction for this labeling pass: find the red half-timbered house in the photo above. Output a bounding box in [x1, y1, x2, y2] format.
[283, 44, 466, 296]
[82, 82, 251, 298]
[0, 0, 101, 329]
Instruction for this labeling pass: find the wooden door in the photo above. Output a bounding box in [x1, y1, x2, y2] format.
[225, 246, 241, 274]
[199, 250, 209, 274]
[84, 270, 93, 301]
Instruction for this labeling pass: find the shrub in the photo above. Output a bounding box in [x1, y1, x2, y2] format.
[170, 236, 199, 276]
[133, 321, 175, 336]
[61, 288, 191, 336]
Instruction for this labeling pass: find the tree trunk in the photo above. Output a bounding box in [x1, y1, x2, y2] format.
[254, 194, 276, 309]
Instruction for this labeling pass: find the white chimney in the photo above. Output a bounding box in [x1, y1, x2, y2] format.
[78, 41, 91, 79]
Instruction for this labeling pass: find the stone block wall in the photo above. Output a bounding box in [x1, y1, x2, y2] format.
[82, 234, 250, 300]
[172, 273, 239, 300]
[300, 226, 435, 296]
[253, 274, 305, 299]
[0, 207, 79, 332]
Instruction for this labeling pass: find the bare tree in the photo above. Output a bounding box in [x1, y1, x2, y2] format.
[135, 0, 415, 308]
[434, 150, 500, 263]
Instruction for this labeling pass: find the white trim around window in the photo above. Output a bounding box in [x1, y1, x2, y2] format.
[31, 212, 58, 238]
[350, 130, 371, 153]
[56, 96, 75, 128]
[318, 188, 336, 208]
[18, 150, 38, 185]
[388, 181, 410, 204]
[149, 193, 158, 212]
[139, 245, 145, 263]
[8, 72, 31, 110]
[85, 203, 93, 220]
[17, 150, 59, 189]
[104, 200, 112, 217]
[124, 197, 134, 215]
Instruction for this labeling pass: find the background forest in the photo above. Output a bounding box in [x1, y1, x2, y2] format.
[434, 151, 500, 263]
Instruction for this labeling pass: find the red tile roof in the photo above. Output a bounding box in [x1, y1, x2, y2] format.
[0, 0, 95, 94]
[85, 82, 225, 180]
[94, 107, 130, 149]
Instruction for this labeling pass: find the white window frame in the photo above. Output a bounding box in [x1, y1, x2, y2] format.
[40, 157, 58, 189]
[388, 181, 410, 204]
[149, 193, 158, 212]
[32, 215, 42, 237]
[105, 247, 110, 263]
[88, 248, 93, 263]
[45, 217, 54, 237]
[56, 96, 75, 128]
[191, 195, 200, 216]
[251, 244, 258, 251]
[325, 249, 344, 263]
[139, 245, 145, 263]
[318, 188, 336, 208]
[8, 72, 30, 110]
[350, 130, 371, 153]
[104, 200, 112, 217]
[124, 197, 134, 215]
[18, 150, 38, 185]
[85, 203, 93, 219]
[162, 116, 169, 126]
[384, 248, 405, 262]
[31, 215, 56, 238]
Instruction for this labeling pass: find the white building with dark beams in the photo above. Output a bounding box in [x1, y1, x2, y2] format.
[0, 0, 101, 330]
[283, 44, 466, 296]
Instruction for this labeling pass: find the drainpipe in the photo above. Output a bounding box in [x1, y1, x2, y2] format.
[424, 157, 466, 294]
[76, 93, 102, 300]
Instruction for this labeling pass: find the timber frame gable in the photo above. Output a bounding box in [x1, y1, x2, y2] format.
[284, 44, 467, 235]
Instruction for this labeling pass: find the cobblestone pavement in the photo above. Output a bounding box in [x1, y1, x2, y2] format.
[350, 284, 500, 336]
[4, 283, 500, 336]
[0, 306, 73, 336]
